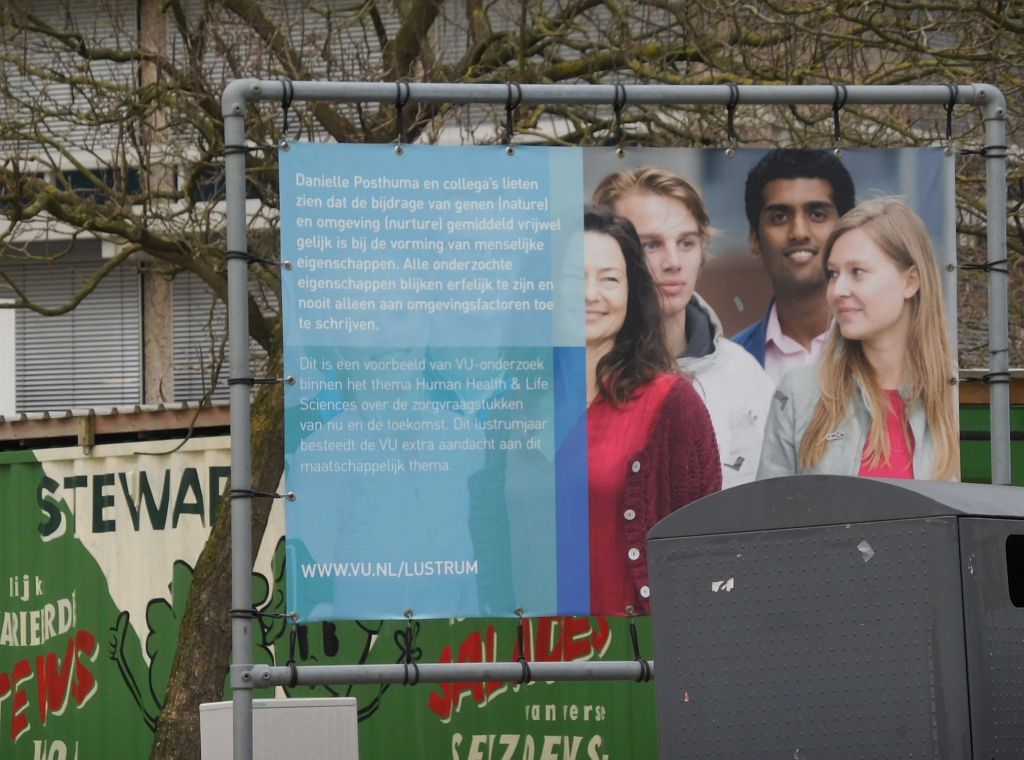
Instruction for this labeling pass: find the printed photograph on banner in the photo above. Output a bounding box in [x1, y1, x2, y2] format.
[584, 147, 960, 484]
[581, 204, 721, 615]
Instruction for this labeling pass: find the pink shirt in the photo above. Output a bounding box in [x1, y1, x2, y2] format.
[859, 390, 915, 478]
[763, 303, 831, 384]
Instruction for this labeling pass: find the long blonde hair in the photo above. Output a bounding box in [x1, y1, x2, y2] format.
[799, 198, 959, 480]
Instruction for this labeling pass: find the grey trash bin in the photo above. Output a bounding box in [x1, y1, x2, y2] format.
[647, 475, 1024, 759]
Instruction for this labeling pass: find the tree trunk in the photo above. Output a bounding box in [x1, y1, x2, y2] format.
[151, 347, 283, 759]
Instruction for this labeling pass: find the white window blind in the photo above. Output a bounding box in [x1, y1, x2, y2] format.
[14, 246, 142, 412]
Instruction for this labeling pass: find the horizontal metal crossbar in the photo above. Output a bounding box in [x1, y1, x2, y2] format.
[247, 659, 655, 688]
[223, 80, 1004, 112]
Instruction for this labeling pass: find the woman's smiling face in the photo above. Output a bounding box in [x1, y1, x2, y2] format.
[826, 227, 920, 346]
[584, 231, 629, 351]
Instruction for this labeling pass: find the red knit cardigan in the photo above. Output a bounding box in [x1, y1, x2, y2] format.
[618, 376, 722, 615]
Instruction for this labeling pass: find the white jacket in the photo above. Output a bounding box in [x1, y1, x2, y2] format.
[677, 294, 776, 489]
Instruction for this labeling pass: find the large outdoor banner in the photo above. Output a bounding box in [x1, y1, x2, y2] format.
[281, 145, 957, 623]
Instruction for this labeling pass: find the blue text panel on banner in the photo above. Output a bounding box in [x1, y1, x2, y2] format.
[281, 144, 587, 620]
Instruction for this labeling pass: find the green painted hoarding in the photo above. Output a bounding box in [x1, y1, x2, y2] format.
[0, 437, 659, 759]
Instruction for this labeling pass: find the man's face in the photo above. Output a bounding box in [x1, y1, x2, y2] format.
[750, 178, 839, 297]
[612, 192, 704, 321]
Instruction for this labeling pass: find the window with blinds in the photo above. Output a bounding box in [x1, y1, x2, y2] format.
[13, 245, 143, 412]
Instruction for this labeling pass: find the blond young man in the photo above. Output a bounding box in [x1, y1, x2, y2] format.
[593, 166, 774, 488]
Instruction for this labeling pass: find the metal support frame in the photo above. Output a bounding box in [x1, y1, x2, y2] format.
[221, 82, 1009, 760]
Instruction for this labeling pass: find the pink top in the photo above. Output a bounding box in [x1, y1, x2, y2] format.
[587, 374, 678, 615]
[763, 303, 831, 384]
[858, 390, 915, 478]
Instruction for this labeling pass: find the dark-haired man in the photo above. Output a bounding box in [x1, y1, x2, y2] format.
[733, 149, 855, 382]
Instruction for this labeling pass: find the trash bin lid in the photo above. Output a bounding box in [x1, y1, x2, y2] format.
[649, 475, 1024, 540]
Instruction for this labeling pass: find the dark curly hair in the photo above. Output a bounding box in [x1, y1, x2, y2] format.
[584, 204, 673, 405]
[744, 149, 855, 233]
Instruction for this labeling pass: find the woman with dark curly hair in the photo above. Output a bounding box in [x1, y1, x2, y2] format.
[583, 204, 721, 615]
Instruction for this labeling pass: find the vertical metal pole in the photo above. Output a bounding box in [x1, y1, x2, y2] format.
[979, 84, 1011, 485]
[223, 80, 256, 760]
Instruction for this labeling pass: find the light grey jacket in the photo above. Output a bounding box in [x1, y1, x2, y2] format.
[756, 364, 942, 480]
